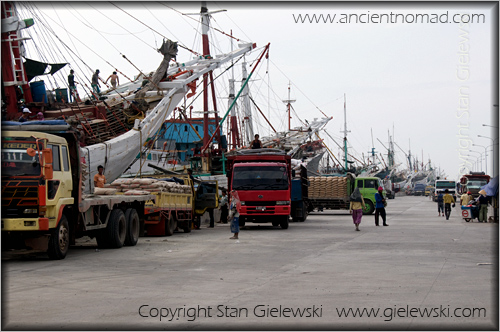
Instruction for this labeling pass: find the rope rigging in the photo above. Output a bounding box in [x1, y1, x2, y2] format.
[110, 2, 200, 56]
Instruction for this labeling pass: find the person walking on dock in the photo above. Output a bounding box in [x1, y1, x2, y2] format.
[374, 186, 388, 226]
[436, 191, 444, 216]
[443, 189, 455, 220]
[229, 190, 241, 240]
[349, 187, 365, 231]
[105, 71, 119, 89]
[91, 69, 101, 99]
[218, 189, 229, 224]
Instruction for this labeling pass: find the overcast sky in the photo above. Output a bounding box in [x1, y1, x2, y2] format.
[17, 2, 498, 181]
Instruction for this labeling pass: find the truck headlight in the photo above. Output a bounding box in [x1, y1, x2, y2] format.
[276, 201, 290, 205]
[23, 208, 38, 214]
[240, 201, 245, 205]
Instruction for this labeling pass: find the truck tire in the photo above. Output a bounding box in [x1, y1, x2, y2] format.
[280, 216, 289, 229]
[272, 220, 280, 227]
[165, 214, 177, 236]
[106, 209, 127, 248]
[47, 215, 70, 260]
[124, 208, 140, 246]
[363, 201, 375, 215]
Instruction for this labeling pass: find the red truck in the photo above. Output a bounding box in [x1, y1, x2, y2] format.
[459, 172, 490, 199]
[226, 149, 292, 229]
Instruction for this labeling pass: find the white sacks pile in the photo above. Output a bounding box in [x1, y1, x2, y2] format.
[97, 178, 191, 196]
[308, 176, 348, 198]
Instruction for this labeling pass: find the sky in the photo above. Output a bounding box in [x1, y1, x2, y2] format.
[15, 1, 498, 181]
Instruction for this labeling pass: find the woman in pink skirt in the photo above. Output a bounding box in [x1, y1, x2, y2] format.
[349, 187, 366, 231]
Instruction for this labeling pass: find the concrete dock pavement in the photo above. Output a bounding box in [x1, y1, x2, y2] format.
[2, 196, 497, 330]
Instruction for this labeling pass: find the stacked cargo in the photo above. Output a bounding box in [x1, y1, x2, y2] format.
[308, 176, 348, 198]
[102, 178, 191, 195]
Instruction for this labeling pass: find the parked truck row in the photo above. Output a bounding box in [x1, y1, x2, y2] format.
[1, 123, 218, 259]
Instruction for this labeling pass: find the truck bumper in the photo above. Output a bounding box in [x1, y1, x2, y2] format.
[240, 205, 290, 216]
[2, 217, 51, 231]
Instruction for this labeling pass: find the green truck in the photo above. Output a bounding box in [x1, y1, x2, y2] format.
[304, 173, 385, 215]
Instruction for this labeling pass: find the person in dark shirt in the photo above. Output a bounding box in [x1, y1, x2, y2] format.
[250, 134, 262, 149]
[437, 192, 444, 217]
[374, 186, 388, 226]
[91, 69, 101, 99]
[477, 190, 490, 222]
[18, 108, 31, 122]
[68, 69, 79, 102]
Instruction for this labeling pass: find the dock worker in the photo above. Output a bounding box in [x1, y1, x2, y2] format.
[460, 191, 472, 206]
[443, 189, 455, 220]
[91, 69, 101, 98]
[18, 108, 31, 122]
[105, 71, 119, 89]
[68, 69, 80, 102]
[94, 165, 106, 188]
[250, 134, 262, 149]
[218, 189, 229, 224]
[476, 190, 490, 223]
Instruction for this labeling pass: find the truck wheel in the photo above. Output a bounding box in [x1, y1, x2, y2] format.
[280, 216, 289, 229]
[124, 208, 140, 246]
[47, 215, 70, 260]
[165, 215, 177, 236]
[363, 201, 375, 215]
[183, 223, 192, 233]
[106, 209, 127, 248]
[272, 221, 280, 227]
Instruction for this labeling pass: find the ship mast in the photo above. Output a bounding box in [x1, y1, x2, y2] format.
[241, 62, 254, 144]
[282, 82, 296, 132]
[342, 93, 350, 172]
[227, 30, 240, 149]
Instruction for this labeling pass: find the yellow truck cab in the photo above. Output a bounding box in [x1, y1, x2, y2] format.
[2, 126, 154, 259]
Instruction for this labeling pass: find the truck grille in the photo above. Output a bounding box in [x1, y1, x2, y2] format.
[1, 181, 39, 218]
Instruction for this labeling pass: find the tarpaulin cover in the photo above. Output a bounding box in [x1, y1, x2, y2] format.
[24, 59, 67, 81]
[1, 120, 67, 126]
[481, 176, 498, 197]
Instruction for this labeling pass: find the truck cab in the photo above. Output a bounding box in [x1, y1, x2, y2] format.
[2, 131, 74, 232]
[434, 180, 457, 201]
[353, 177, 384, 214]
[227, 150, 291, 229]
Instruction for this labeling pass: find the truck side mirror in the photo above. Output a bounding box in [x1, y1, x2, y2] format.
[42, 148, 53, 179]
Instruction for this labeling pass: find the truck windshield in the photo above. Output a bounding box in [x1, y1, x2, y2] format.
[468, 180, 488, 189]
[232, 165, 289, 190]
[436, 181, 455, 189]
[1, 148, 41, 177]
